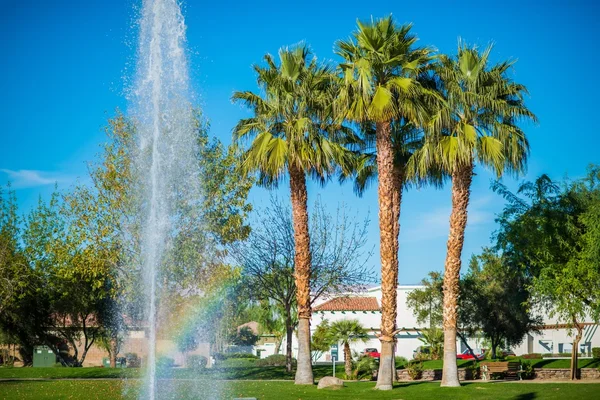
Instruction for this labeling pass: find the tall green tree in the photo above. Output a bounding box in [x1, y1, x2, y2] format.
[335, 16, 434, 389]
[327, 319, 369, 378]
[494, 166, 600, 379]
[232, 45, 355, 384]
[411, 42, 536, 386]
[462, 249, 541, 360]
[0, 186, 26, 317]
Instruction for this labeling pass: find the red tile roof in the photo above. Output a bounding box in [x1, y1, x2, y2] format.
[314, 297, 380, 312]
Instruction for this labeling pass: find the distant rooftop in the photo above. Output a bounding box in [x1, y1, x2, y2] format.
[314, 296, 380, 312]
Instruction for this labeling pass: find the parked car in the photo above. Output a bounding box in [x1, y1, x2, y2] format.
[362, 348, 380, 359]
[456, 348, 485, 360]
[413, 346, 431, 360]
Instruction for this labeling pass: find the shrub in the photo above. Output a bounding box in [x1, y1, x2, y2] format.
[255, 354, 295, 367]
[520, 360, 534, 379]
[406, 360, 423, 380]
[354, 356, 377, 380]
[395, 356, 408, 369]
[592, 348, 600, 359]
[522, 353, 542, 359]
[125, 353, 141, 368]
[186, 355, 207, 370]
[505, 355, 518, 361]
[157, 356, 175, 368]
[220, 358, 257, 368]
[214, 352, 258, 360]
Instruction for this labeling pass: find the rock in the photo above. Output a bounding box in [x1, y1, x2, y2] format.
[317, 376, 345, 389]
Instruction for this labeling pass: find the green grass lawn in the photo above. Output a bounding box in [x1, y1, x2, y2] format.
[1, 380, 600, 400]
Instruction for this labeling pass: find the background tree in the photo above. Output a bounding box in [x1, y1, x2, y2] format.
[462, 249, 541, 359]
[0, 186, 27, 317]
[248, 301, 286, 355]
[233, 44, 355, 384]
[335, 16, 433, 389]
[494, 166, 600, 378]
[411, 42, 536, 386]
[406, 271, 444, 328]
[230, 196, 374, 372]
[326, 319, 369, 378]
[311, 320, 333, 363]
[230, 326, 259, 347]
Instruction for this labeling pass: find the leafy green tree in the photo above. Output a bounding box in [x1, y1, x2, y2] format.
[0, 186, 26, 317]
[326, 319, 369, 378]
[494, 166, 600, 379]
[310, 319, 333, 363]
[335, 16, 434, 389]
[411, 42, 536, 386]
[232, 45, 355, 384]
[231, 326, 259, 347]
[406, 271, 444, 328]
[462, 249, 541, 360]
[248, 301, 286, 355]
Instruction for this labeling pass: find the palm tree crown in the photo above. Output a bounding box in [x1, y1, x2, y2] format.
[233, 44, 355, 186]
[412, 42, 537, 178]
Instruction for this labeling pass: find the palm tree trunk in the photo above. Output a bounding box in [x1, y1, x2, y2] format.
[374, 121, 397, 391]
[441, 161, 473, 387]
[390, 165, 403, 383]
[344, 342, 352, 378]
[289, 163, 314, 385]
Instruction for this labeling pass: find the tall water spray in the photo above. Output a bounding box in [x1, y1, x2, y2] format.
[131, 0, 198, 398]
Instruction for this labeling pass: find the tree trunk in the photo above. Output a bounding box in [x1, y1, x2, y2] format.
[343, 342, 352, 379]
[289, 164, 314, 385]
[374, 121, 397, 391]
[441, 162, 473, 387]
[571, 317, 583, 380]
[391, 167, 403, 384]
[285, 311, 294, 373]
[109, 335, 118, 368]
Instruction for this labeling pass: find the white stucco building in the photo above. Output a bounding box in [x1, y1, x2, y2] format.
[261, 285, 600, 362]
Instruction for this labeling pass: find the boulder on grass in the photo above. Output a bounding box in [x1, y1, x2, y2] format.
[317, 376, 345, 389]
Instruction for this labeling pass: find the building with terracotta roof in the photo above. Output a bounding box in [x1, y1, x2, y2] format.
[272, 285, 600, 363]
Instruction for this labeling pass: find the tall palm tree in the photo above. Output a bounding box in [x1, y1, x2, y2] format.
[327, 319, 369, 378]
[232, 45, 355, 385]
[411, 42, 537, 386]
[335, 16, 434, 390]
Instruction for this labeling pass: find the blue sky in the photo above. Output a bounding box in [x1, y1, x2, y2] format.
[1, 0, 599, 284]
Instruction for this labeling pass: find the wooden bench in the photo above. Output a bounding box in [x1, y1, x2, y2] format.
[480, 361, 521, 381]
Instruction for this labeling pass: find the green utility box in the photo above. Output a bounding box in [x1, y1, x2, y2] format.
[33, 346, 56, 367]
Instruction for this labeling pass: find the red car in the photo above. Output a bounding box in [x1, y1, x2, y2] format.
[363, 348, 381, 359]
[456, 349, 485, 360]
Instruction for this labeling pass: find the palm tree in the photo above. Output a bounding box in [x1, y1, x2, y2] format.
[327, 319, 369, 378]
[335, 16, 434, 389]
[411, 42, 537, 386]
[232, 45, 355, 385]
